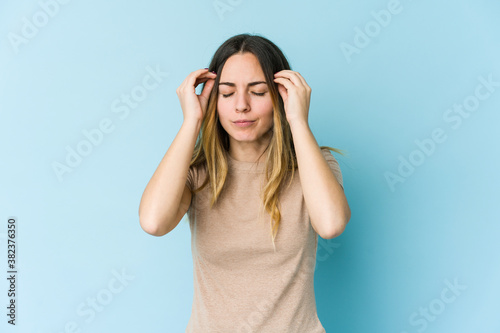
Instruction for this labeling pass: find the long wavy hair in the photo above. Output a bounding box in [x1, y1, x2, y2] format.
[189, 33, 345, 251]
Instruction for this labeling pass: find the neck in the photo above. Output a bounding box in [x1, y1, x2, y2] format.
[228, 134, 271, 163]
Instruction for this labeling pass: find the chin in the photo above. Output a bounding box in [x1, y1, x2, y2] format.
[232, 135, 257, 142]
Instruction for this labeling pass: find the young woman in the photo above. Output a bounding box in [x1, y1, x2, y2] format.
[139, 33, 351, 332]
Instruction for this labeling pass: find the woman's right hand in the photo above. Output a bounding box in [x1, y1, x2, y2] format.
[176, 68, 217, 123]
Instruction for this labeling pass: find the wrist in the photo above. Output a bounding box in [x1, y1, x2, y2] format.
[288, 118, 309, 132]
[182, 117, 203, 132]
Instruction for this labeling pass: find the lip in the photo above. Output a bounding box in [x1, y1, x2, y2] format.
[233, 120, 255, 127]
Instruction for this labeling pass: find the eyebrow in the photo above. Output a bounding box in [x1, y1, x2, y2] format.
[218, 81, 267, 87]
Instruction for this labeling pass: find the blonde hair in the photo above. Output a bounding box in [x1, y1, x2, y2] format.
[189, 34, 345, 251]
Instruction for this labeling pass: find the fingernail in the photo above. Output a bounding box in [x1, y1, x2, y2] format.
[211, 71, 217, 74]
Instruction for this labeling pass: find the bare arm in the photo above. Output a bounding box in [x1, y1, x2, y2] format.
[290, 121, 351, 239]
[273, 69, 350, 239]
[138, 119, 201, 236]
[138, 68, 216, 236]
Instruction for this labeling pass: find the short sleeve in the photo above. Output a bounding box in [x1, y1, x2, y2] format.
[321, 148, 344, 190]
[186, 166, 195, 192]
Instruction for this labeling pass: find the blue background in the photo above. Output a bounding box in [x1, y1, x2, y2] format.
[1, 0, 499, 332]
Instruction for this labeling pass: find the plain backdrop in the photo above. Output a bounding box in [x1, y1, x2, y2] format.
[1, 0, 499, 332]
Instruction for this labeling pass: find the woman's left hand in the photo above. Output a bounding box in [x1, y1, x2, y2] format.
[273, 70, 311, 127]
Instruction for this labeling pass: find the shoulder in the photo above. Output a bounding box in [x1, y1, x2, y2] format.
[186, 162, 207, 192]
[320, 147, 337, 162]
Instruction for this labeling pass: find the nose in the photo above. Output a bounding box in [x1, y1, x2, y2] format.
[235, 92, 250, 113]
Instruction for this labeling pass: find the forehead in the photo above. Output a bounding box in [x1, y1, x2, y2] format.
[219, 52, 266, 85]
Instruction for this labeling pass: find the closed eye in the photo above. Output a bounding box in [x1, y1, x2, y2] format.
[221, 92, 267, 98]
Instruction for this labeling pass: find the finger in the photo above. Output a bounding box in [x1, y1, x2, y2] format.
[274, 70, 302, 87]
[194, 73, 217, 89]
[194, 69, 216, 80]
[273, 77, 293, 90]
[183, 69, 215, 90]
[275, 70, 309, 90]
[194, 74, 215, 86]
[200, 78, 215, 100]
[293, 72, 308, 88]
[277, 83, 287, 100]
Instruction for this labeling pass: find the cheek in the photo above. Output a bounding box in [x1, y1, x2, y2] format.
[256, 96, 273, 108]
[251, 97, 272, 111]
[257, 100, 274, 121]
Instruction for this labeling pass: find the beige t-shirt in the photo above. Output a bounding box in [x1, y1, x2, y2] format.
[185, 148, 344, 333]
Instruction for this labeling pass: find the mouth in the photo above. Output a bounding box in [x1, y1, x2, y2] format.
[233, 120, 256, 127]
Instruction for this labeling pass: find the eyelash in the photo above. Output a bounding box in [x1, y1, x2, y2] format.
[221, 92, 266, 98]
